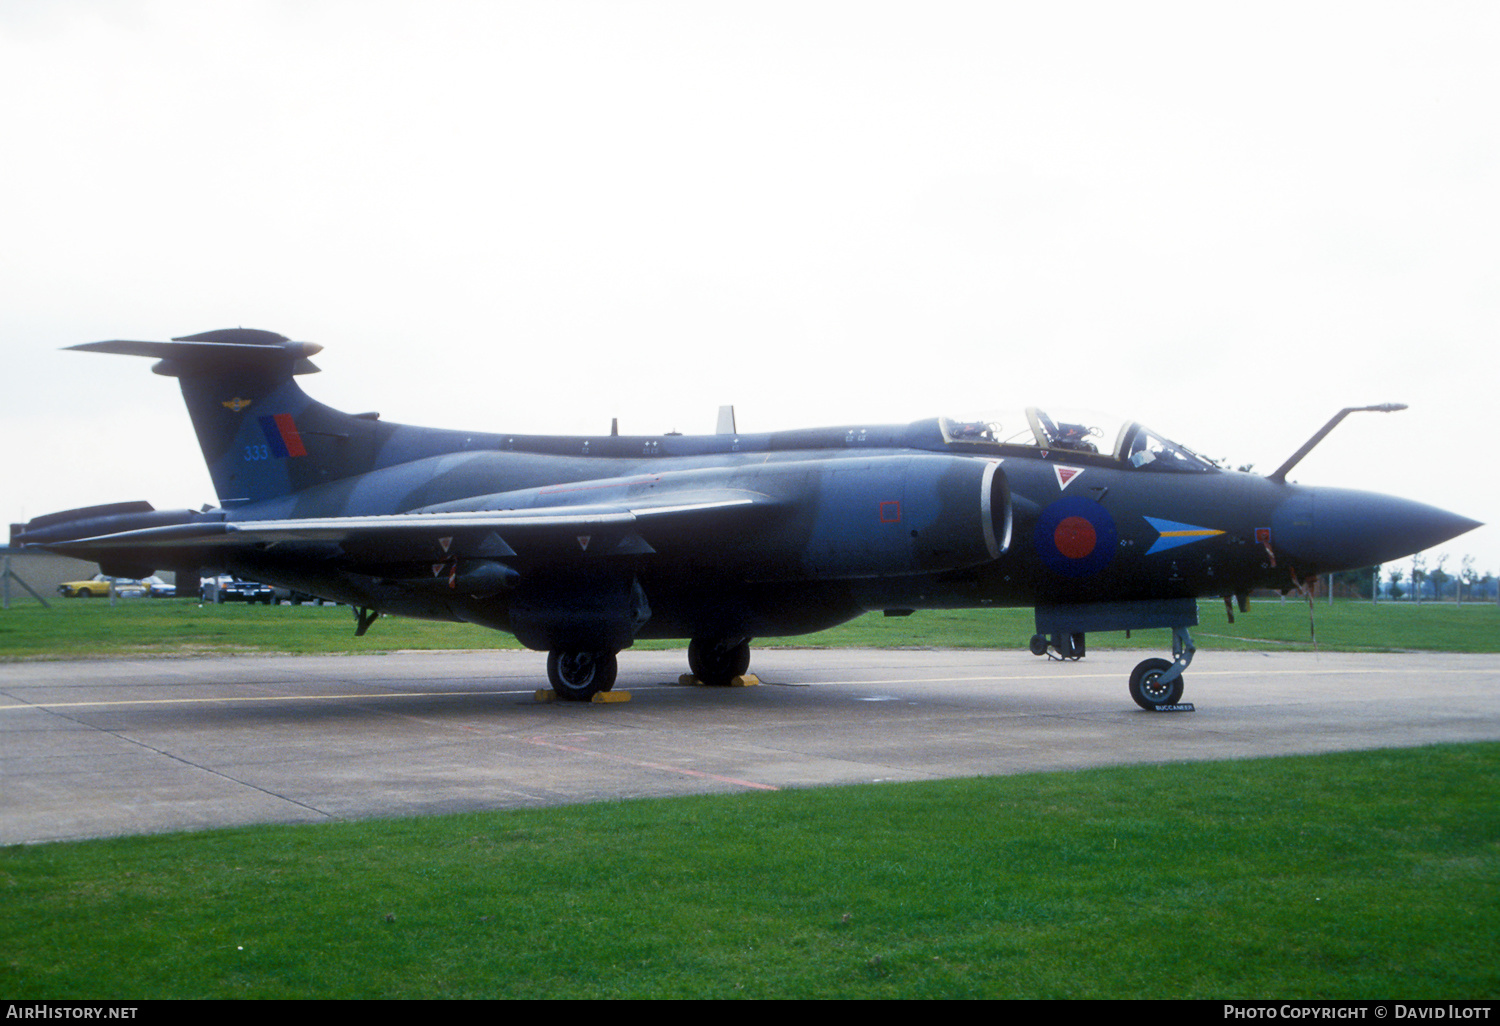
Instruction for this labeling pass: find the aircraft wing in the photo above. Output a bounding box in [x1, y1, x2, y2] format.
[27, 492, 775, 557]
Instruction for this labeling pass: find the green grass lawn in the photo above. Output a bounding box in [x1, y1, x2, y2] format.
[2, 595, 1498, 659]
[2, 743, 1495, 999]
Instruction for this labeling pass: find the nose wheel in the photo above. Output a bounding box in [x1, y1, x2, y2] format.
[1129, 658, 1183, 709]
[1128, 626, 1195, 711]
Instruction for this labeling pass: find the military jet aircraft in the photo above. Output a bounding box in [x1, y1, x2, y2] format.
[12, 328, 1480, 708]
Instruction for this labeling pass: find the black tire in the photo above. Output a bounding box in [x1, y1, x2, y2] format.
[1129, 657, 1184, 710]
[1028, 634, 1049, 656]
[1070, 632, 1086, 659]
[688, 638, 751, 686]
[546, 649, 618, 701]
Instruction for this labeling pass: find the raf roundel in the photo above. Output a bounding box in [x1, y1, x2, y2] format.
[1035, 496, 1118, 577]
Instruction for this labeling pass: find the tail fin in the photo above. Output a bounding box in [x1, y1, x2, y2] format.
[72, 328, 390, 508]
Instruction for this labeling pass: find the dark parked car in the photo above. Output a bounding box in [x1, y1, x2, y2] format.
[200, 576, 275, 604]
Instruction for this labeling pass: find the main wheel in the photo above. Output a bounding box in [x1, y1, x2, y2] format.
[1129, 657, 1184, 711]
[546, 649, 618, 701]
[687, 638, 751, 686]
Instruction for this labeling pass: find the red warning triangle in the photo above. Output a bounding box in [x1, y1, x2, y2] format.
[1053, 465, 1084, 491]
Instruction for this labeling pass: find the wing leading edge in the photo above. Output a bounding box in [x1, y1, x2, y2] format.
[24, 493, 774, 555]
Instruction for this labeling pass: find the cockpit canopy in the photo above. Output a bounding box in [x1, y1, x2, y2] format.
[939, 407, 1218, 472]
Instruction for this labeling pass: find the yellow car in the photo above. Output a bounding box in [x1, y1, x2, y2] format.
[58, 575, 148, 598]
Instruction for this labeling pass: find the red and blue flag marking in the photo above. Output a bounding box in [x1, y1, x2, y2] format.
[258, 414, 308, 458]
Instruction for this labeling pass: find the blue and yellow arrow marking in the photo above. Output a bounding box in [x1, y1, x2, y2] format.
[1144, 517, 1225, 555]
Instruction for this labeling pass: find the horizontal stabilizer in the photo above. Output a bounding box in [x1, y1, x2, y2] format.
[70, 336, 323, 375]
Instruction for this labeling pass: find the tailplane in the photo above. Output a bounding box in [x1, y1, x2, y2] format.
[72, 328, 390, 508]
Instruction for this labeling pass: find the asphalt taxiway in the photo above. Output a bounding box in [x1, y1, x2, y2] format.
[3, 648, 1498, 844]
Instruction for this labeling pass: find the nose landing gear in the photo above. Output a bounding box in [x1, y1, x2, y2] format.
[1032, 599, 1201, 712]
[1128, 625, 1195, 711]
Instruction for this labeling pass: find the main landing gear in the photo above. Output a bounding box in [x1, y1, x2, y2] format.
[687, 637, 752, 687]
[546, 649, 618, 701]
[544, 638, 755, 700]
[1128, 626, 1195, 711]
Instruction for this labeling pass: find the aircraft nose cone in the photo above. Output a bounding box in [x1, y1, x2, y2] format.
[1272, 488, 1482, 572]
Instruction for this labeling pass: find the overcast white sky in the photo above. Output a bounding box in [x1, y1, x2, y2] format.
[2, 0, 1495, 576]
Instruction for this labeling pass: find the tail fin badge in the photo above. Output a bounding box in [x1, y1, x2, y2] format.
[222, 397, 253, 412]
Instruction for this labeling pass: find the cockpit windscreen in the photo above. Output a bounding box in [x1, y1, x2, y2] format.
[939, 408, 1217, 472]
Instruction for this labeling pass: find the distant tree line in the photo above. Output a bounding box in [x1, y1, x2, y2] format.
[1339, 553, 1498, 603]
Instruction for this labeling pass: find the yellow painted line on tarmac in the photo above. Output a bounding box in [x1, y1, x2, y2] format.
[0, 689, 530, 711]
[796, 666, 1438, 687]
